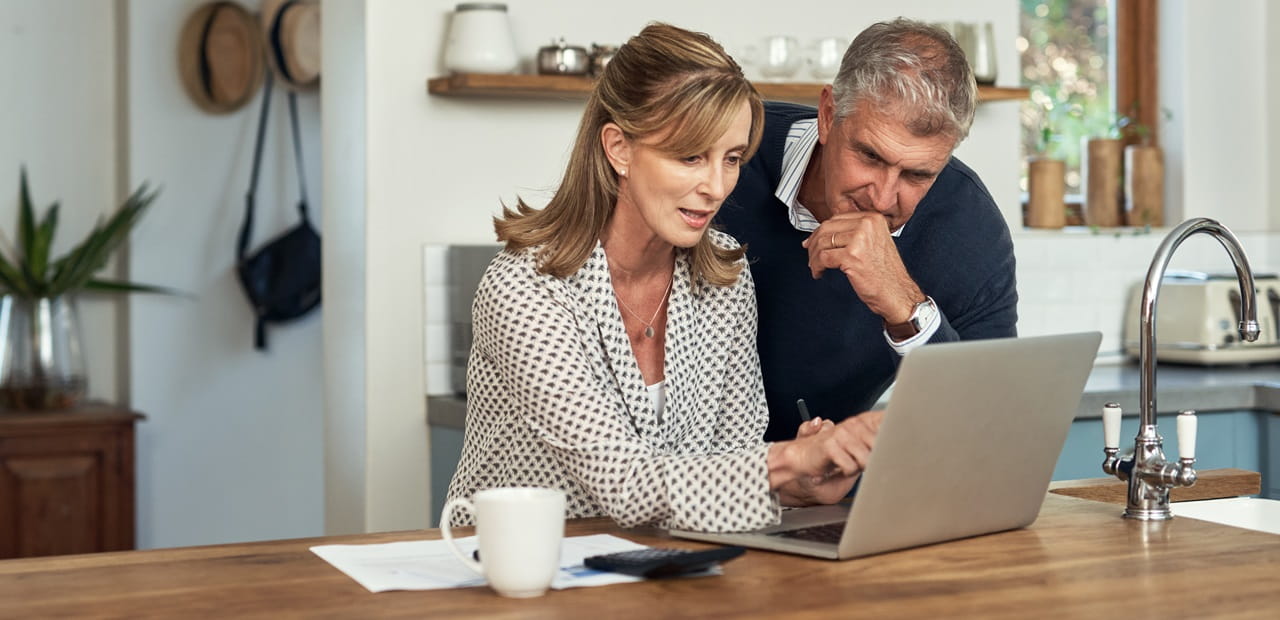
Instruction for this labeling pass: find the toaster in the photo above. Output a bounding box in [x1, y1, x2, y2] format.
[1122, 270, 1280, 365]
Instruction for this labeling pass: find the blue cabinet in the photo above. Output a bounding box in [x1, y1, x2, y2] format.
[1054, 409, 1275, 499]
[429, 425, 466, 527]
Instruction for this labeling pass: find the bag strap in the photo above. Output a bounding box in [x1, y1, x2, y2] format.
[236, 73, 312, 262]
[237, 71, 274, 260]
[285, 89, 311, 222]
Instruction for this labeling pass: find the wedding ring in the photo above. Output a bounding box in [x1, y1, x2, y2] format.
[830, 232, 837, 249]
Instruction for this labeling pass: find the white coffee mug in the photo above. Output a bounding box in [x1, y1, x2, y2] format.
[440, 487, 566, 598]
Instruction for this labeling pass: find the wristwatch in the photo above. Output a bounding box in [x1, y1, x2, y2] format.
[884, 296, 938, 341]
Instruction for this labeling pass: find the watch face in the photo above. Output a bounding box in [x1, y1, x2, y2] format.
[912, 298, 937, 329]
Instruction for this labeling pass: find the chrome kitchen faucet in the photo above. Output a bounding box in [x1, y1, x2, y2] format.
[1101, 218, 1260, 520]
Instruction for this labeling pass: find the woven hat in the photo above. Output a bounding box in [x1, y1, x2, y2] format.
[178, 2, 265, 114]
[261, 0, 321, 91]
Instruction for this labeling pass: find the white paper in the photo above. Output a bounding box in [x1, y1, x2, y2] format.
[310, 533, 655, 593]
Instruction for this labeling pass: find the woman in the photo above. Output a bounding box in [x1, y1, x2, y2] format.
[446, 23, 874, 533]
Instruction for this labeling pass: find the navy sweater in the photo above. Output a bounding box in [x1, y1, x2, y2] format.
[720, 102, 1018, 441]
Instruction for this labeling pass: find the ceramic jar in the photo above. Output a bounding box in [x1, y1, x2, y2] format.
[444, 3, 519, 74]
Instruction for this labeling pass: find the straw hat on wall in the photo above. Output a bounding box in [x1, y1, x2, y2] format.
[261, 0, 321, 91]
[178, 1, 265, 113]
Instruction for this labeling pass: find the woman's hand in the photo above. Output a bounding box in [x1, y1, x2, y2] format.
[777, 417, 857, 505]
[767, 411, 885, 504]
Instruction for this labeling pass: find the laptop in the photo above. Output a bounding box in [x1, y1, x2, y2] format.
[670, 331, 1102, 560]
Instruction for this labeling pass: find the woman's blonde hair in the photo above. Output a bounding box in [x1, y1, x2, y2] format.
[494, 22, 764, 287]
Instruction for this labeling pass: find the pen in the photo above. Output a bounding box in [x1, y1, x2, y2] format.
[796, 398, 812, 423]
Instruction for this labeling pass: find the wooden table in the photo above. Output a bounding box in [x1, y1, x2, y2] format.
[0, 493, 1276, 618]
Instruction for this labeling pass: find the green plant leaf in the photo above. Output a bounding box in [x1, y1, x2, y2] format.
[18, 168, 36, 260]
[48, 184, 158, 295]
[0, 251, 33, 297]
[26, 201, 59, 291]
[8, 170, 168, 299]
[83, 278, 180, 296]
[16, 168, 45, 291]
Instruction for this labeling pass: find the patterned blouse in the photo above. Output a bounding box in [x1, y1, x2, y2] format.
[446, 230, 781, 532]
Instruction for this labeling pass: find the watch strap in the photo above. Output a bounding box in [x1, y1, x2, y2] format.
[885, 315, 920, 341]
[884, 297, 934, 341]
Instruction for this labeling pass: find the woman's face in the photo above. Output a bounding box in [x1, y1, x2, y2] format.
[612, 100, 753, 249]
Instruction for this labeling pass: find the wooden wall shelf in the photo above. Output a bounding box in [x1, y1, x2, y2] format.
[426, 73, 1029, 104]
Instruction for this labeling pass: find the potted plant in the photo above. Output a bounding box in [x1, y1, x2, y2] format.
[1026, 112, 1067, 229]
[1119, 104, 1172, 228]
[0, 168, 166, 410]
[1080, 116, 1125, 228]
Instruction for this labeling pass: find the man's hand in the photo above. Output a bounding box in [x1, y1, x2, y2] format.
[801, 212, 924, 325]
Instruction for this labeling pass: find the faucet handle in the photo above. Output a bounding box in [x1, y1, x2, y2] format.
[1103, 402, 1121, 450]
[1177, 410, 1197, 460]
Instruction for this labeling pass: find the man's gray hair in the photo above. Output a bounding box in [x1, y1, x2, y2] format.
[831, 18, 977, 144]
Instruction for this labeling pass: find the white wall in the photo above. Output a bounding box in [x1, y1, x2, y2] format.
[320, 0, 369, 536]
[1269, 0, 1280, 232]
[0, 0, 122, 403]
[124, 0, 325, 548]
[1168, 0, 1268, 231]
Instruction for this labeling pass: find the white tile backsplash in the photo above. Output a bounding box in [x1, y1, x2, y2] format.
[425, 362, 451, 397]
[424, 244, 450, 394]
[1013, 229, 1279, 358]
[424, 284, 449, 346]
[423, 245, 448, 285]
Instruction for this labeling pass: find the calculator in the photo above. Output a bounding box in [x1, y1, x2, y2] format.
[583, 545, 746, 578]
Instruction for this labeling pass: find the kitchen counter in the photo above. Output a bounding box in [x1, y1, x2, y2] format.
[3, 493, 1278, 617]
[1076, 361, 1280, 418]
[426, 362, 1280, 430]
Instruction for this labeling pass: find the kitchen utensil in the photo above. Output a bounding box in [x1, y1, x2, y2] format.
[743, 36, 802, 81]
[443, 3, 519, 74]
[537, 38, 589, 75]
[589, 43, 617, 78]
[955, 22, 997, 85]
[971, 22, 998, 85]
[806, 37, 848, 80]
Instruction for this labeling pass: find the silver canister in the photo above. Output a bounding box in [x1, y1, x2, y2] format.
[443, 3, 519, 74]
[589, 44, 617, 77]
[536, 38, 589, 75]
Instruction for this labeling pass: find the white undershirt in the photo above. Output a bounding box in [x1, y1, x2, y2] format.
[647, 380, 667, 423]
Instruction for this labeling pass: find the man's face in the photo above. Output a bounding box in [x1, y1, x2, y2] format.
[815, 91, 955, 231]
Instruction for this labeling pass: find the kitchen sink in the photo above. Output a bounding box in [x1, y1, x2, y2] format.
[1171, 497, 1280, 535]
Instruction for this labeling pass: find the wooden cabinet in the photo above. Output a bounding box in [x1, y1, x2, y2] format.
[0, 404, 142, 558]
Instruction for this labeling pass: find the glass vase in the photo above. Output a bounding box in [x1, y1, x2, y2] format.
[0, 295, 88, 410]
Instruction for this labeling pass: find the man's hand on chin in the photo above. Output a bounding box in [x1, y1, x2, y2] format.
[802, 212, 923, 322]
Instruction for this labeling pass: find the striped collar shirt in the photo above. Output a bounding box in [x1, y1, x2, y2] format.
[774, 118, 822, 231]
[774, 118, 904, 238]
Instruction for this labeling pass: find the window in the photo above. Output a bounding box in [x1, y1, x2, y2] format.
[1017, 0, 1157, 223]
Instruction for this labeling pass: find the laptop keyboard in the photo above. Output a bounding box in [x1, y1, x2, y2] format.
[769, 522, 844, 544]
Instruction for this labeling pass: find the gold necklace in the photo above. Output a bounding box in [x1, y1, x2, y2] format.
[614, 274, 674, 338]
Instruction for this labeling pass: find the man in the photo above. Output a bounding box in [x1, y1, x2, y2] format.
[720, 18, 1018, 442]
